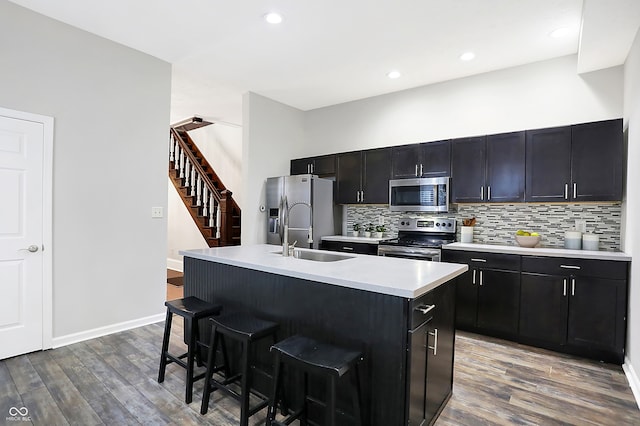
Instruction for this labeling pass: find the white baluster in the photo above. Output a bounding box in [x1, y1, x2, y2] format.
[184, 158, 190, 185]
[209, 197, 216, 228]
[190, 168, 196, 196]
[215, 204, 221, 238]
[202, 186, 209, 216]
[169, 134, 174, 162]
[174, 144, 180, 170]
[179, 149, 185, 179]
[196, 175, 202, 206]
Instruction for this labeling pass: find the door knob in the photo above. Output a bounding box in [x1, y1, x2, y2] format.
[20, 245, 39, 253]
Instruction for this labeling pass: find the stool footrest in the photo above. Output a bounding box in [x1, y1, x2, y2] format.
[165, 353, 188, 369]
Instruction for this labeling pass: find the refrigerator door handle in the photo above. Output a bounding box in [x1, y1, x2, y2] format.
[278, 197, 284, 243]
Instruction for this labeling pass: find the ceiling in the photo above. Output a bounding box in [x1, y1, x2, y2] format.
[9, 0, 640, 125]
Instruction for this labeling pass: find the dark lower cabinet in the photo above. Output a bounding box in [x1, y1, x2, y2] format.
[407, 315, 430, 426]
[520, 273, 568, 345]
[319, 240, 379, 255]
[476, 269, 520, 335]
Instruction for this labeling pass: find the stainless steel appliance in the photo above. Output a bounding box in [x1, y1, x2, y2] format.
[266, 174, 334, 249]
[389, 177, 450, 213]
[377, 217, 456, 261]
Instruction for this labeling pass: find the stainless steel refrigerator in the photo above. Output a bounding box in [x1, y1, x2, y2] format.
[266, 174, 334, 249]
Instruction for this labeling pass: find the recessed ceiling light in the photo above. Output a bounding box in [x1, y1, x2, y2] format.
[550, 27, 570, 38]
[387, 70, 401, 79]
[460, 52, 475, 61]
[264, 12, 283, 24]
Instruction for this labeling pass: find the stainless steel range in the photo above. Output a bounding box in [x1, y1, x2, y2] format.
[377, 217, 456, 261]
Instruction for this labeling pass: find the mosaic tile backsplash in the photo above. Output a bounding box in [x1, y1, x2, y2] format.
[346, 203, 622, 251]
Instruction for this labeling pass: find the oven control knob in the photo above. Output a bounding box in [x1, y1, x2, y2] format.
[447, 223, 452, 227]
[436, 222, 441, 227]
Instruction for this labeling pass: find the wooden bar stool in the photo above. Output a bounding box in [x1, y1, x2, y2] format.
[200, 312, 279, 426]
[266, 335, 363, 426]
[157, 296, 223, 404]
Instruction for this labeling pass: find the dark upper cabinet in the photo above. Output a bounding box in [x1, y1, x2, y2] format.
[525, 126, 572, 202]
[450, 136, 486, 203]
[290, 154, 336, 176]
[571, 119, 623, 201]
[336, 148, 391, 204]
[392, 140, 451, 179]
[485, 132, 525, 202]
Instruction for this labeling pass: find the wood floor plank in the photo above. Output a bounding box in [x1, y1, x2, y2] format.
[5, 353, 45, 395]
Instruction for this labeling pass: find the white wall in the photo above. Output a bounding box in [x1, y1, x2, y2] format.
[242, 92, 305, 244]
[0, 2, 171, 341]
[305, 55, 623, 153]
[167, 122, 242, 269]
[623, 27, 640, 405]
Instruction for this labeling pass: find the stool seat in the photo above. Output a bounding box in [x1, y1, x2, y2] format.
[211, 312, 279, 341]
[270, 335, 362, 377]
[165, 296, 222, 319]
[157, 296, 223, 404]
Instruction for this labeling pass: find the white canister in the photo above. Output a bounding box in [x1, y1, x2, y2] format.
[564, 230, 582, 250]
[461, 226, 473, 243]
[582, 233, 600, 251]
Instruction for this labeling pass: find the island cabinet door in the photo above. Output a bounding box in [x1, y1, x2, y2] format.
[407, 318, 430, 426]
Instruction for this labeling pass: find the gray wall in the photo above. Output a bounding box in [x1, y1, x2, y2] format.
[0, 1, 171, 341]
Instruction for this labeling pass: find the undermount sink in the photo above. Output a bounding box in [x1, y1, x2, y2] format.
[272, 249, 355, 262]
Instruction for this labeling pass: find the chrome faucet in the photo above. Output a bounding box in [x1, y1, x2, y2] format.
[281, 195, 313, 256]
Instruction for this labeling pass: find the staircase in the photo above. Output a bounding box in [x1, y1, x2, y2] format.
[168, 118, 241, 247]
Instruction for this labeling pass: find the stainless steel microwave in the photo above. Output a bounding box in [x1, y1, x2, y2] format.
[388, 177, 450, 212]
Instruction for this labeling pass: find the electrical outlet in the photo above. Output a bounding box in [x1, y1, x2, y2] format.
[151, 207, 164, 218]
[575, 219, 587, 233]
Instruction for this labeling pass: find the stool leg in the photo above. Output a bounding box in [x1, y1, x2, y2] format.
[327, 375, 337, 426]
[200, 325, 218, 415]
[239, 340, 250, 426]
[185, 317, 197, 404]
[350, 365, 363, 426]
[301, 371, 309, 426]
[157, 309, 172, 383]
[266, 352, 282, 425]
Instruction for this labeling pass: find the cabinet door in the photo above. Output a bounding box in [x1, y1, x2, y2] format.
[454, 269, 477, 329]
[362, 148, 392, 204]
[425, 282, 455, 423]
[476, 269, 520, 335]
[519, 273, 568, 345]
[525, 126, 571, 202]
[290, 158, 311, 175]
[451, 136, 486, 203]
[312, 154, 336, 176]
[486, 132, 525, 202]
[407, 320, 429, 426]
[421, 140, 451, 178]
[336, 151, 362, 204]
[567, 276, 626, 352]
[571, 119, 623, 201]
[392, 144, 421, 179]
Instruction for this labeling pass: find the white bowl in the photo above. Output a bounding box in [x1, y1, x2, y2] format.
[515, 235, 541, 248]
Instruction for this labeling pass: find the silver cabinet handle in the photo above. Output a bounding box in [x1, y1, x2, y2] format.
[356, 191, 360, 202]
[307, 164, 310, 173]
[20, 245, 39, 253]
[487, 186, 491, 201]
[415, 304, 435, 315]
[428, 328, 438, 356]
[479, 270, 484, 286]
[472, 269, 477, 285]
[560, 265, 581, 270]
[571, 278, 576, 296]
[341, 246, 354, 251]
[415, 164, 419, 176]
[310, 163, 314, 174]
[564, 183, 568, 200]
[573, 182, 577, 199]
[563, 278, 567, 297]
[419, 164, 424, 176]
[471, 258, 487, 262]
[480, 186, 484, 200]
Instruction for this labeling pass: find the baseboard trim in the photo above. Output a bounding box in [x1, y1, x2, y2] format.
[51, 312, 166, 349]
[167, 258, 183, 272]
[623, 357, 640, 410]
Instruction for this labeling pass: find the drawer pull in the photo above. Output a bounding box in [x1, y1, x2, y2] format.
[415, 304, 435, 315]
[470, 258, 487, 263]
[560, 265, 581, 270]
[341, 246, 354, 251]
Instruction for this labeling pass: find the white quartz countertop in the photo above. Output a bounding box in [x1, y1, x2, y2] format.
[321, 235, 394, 244]
[180, 244, 468, 298]
[443, 242, 631, 261]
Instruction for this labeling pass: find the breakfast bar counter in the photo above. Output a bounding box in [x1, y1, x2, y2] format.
[180, 244, 467, 426]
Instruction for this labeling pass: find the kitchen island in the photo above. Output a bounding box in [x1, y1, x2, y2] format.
[180, 244, 467, 426]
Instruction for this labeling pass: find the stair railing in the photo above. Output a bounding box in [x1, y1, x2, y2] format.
[169, 128, 235, 244]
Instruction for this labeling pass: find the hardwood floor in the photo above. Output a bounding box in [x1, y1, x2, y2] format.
[1, 324, 638, 425]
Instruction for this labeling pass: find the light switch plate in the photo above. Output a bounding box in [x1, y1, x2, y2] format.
[151, 207, 164, 218]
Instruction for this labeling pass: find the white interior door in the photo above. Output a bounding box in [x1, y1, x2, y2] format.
[0, 114, 44, 360]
